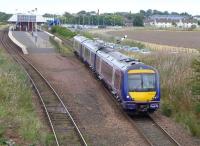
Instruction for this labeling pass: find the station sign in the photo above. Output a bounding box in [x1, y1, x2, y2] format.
[17, 15, 36, 22]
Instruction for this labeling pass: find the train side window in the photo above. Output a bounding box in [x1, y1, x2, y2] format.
[91, 52, 95, 66]
[84, 47, 90, 61]
[114, 70, 121, 90]
[84, 46, 87, 58]
[101, 61, 113, 83]
[96, 56, 100, 72]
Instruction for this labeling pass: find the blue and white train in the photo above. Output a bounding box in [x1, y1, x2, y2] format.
[73, 35, 160, 113]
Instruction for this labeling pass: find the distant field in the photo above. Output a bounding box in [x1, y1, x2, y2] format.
[107, 29, 200, 49]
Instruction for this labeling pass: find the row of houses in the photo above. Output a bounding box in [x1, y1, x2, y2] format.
[144, 15, 199, 28]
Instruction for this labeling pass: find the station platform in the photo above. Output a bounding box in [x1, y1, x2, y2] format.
[12, 31, 55, 54]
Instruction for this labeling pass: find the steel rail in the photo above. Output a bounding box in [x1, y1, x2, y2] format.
[0, 30, 88, 146]
[65, 36, 181, 146]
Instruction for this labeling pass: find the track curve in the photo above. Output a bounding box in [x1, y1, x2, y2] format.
[0, 29, 88, 146]
[60, 34, 181, 146]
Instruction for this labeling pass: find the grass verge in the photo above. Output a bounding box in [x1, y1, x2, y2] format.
[0, 23, 8, 29]
[0, 49, 54, 145]
[51, 26, 77, 39]
[49, 36, 73, 56]
[51, 28, 200, 137]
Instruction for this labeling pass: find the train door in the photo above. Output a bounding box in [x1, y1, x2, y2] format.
[80, 44, 83, 58]
[99, 58, 102, 76]
[89, 51, 92, 66]
[112, 68, 115, 90]
[82, 45, 86, 60]
[114, 69, 122, 96]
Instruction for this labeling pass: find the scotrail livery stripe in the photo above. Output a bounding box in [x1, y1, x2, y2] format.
[129, 92, 156, 102]
[128, 69, 155, 74]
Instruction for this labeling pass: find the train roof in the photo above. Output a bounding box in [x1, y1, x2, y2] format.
[97, 48, 142, 71]
[82, 40, 99, 52]
[74, 35, 147, 71]
[74, 35, 89, 43]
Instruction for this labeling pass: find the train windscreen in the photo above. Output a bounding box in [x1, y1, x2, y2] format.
[128, 74, 156, 92]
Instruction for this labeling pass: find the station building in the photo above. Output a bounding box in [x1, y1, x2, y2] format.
[8, 14, 46, 31]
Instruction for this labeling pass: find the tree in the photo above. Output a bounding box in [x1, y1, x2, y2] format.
[180, 12, 191, 17]
[140, 10, 146, 16]
[163, 11, 169, 15]
[63, 12, 72, 18]
[133, 13, 144, 26]
[43, 13, 54, 18]
[153, 10, 162, 15]
[77, 10, 87, 16]
[146, 9, 153, 17]
[171, 12, 179, 15]
[0, 12, 12, 22]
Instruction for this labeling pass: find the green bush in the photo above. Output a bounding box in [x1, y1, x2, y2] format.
[51, 26, 77, 39]
[0, 126, 5, 138]
[195, 103, 200, 114]
[161, 102, 172, 117]
[192, 57, 200, 95]
[0, 138, 7, 145]
[82, 32, 94, 40]
[49, 36, 72, 56]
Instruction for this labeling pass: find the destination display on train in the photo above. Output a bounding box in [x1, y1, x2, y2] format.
[17, 15, 36, 22]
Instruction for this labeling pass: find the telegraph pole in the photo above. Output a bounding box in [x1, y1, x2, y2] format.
[97, 9, 100, 26]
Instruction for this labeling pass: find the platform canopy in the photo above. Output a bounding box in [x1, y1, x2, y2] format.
[8, 14, 46, 23]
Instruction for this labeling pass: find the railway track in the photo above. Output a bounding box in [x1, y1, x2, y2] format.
[64, 36, 181, 146]
[132, 115, 180, 146]
[101, 80, 180, 146]
[0, 30, 88, 146]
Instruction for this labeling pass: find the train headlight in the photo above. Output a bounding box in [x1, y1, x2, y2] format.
[150, 103, 159, 108]
[126, 96, 130, 99]
[152, 96, 157, 100]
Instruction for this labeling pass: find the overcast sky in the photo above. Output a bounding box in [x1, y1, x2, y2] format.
[1, 0, 200, 15]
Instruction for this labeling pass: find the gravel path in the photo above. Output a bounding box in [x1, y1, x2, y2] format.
[27, 53, 148, 146]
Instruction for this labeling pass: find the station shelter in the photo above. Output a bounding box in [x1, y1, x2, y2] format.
[8, 14, 46, 31]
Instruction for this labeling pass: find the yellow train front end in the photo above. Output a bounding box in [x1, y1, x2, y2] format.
[123, 68, 160, 112]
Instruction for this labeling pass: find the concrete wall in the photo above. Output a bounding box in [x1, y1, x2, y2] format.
[43, 30, 62, 44]
[8, 27, 28, 54]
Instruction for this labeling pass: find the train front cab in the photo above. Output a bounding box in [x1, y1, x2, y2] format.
[121, 67, 160, 113]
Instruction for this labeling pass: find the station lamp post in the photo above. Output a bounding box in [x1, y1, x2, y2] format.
[30, 8, 37, 32]
[35, 8, 37, 34]
[15, 9, 18, 31]
[27, 11, 30, 31]
[31, 9, 34, 32]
